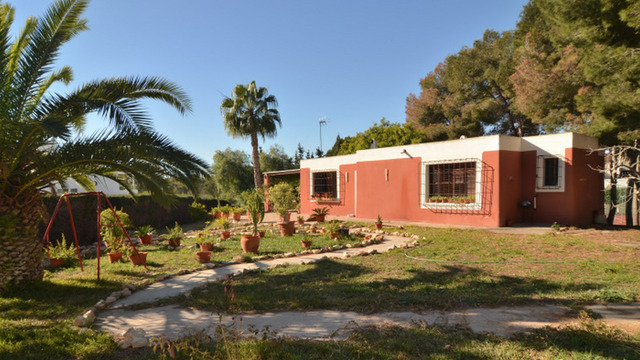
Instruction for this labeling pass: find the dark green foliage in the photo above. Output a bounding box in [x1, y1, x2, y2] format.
[407, 0, 639, 145]
[259, 145, 294, 172]
[220, 81, 281, 189]
[333, 118, 430, 155]
[189, 201, 209, 221]
[211, 148, 254, 201]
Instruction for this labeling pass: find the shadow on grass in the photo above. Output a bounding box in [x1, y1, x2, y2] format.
[185, 260, 603, 314]
[0, 278, 123, 320]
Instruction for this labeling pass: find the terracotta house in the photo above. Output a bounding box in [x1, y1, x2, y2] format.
[298, 132, 604, 227]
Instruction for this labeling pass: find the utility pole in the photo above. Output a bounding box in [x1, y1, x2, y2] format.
[319, 117, 327, 152]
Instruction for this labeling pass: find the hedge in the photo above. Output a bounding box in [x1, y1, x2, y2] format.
[39, 195, 226, 246]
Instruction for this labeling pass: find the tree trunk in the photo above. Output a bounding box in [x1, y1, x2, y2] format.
[250, 131, 262, 189]
[0, 191, 45, 288]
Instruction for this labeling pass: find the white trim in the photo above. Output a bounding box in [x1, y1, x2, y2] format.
[536, 154, 566, 192]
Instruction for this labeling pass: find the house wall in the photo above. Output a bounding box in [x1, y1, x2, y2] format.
[298, 133, 603, 227]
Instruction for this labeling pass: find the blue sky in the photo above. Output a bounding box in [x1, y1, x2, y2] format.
[15, 0, 529, 165]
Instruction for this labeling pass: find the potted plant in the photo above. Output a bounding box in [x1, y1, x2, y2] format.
[210, 206, 221, 219]
[45, 234, 76, 268]
[124, 246, 147, 266]
[326, 221, 340, 240]
[232, 207, 244, 222]
[240, 189, 265, 253]
[269, 182, 297, 222]
[104, 235, 125, 263]
[200, 241, 214, 252]
[312, 207, 329, 222]
[220, 204, 232, 218]
[375, 214, 383, 230]
[301, 234, 313, 249]
[100, 208, 133, 250]
[216, 216, 232, 239]
[195, 251, 211, 263]
[297, 215, 305, 225]
[134, 225, 155, 245]
[309, 223, 318, 233]
[165, 222, 183, 248]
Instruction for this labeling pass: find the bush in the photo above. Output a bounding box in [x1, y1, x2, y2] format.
[269, 183, 297, 218]
[189, 201, 209, 221]
[46, 234, 77, 265]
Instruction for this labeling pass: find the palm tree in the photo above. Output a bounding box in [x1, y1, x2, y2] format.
[0, 0, 209, 287]
[220, 81, 281, 189]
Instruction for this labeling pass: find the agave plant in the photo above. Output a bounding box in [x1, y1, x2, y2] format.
[0, 0, 208, 287]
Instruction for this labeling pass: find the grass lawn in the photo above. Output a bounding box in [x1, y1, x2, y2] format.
[1, 223, 639, 359]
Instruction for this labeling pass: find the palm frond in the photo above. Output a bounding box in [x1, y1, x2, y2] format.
[21, 129, 209, 206]
[10, 0, 87, 119]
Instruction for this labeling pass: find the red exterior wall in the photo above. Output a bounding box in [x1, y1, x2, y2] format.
[492, 150, 524, 226]
[298, 165, 357, 217]
[520, 148, 604, 226]
[353, 156, 501, 227]
[533, 148, 604, 226]
[354, 157, 422, 222]
[299, 137, 604, 227]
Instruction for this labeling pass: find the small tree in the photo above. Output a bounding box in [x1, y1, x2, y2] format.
[242, 189, 265, 236]
[268, 182, 297, 220]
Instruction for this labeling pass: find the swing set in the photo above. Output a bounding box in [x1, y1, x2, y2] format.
[41, 191, 146, 280]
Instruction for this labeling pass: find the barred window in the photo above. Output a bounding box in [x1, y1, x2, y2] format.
[312, 171, 337, 199]
[428, 162, 476, 199]
[537, 155, 563, 190]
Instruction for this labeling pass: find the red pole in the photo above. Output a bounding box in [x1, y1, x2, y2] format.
[96, 193, 102, 281]
[41, 195, 66, 254]
[64, 195, 84, 272]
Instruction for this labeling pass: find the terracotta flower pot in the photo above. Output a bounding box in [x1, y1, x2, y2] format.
[200, 243, 214, 252]
[330, 232, 339, 240]
[241, 234, 260, 254]
[279, 213, 291, 222]
[139, 234, 153, 245]
[49, 258, 64, 268]
[221, 231, 231, 240]
[195, 251, 212, 263]
[375, 222, 382, 230]
[259, 231, 266, 238]
[233, 213, 242, 221]
[168, 238, 181, 248]
[301, 240, 313, 249]
[315, 215, 326, 223]
[107, 252, 122, 263]
[297, 219, 305, 225]
[278, 221, 295, 237]
[128, 252, 147, 266]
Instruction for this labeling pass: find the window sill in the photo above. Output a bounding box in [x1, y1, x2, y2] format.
[422, 202, 481, 210]
[311, 199, 341, 204]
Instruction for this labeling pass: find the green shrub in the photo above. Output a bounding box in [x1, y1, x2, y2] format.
[189, 201, 208, 221]
[46, 234, 77, 265]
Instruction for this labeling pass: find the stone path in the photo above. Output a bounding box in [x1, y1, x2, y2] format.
[94, 232, 640, 342]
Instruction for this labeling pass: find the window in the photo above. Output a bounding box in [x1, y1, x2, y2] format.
[537, 155, 563, 190]
[312, 171, 337, 200]
[543, 157, 558, 187]
[427, 161, 476, 201]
